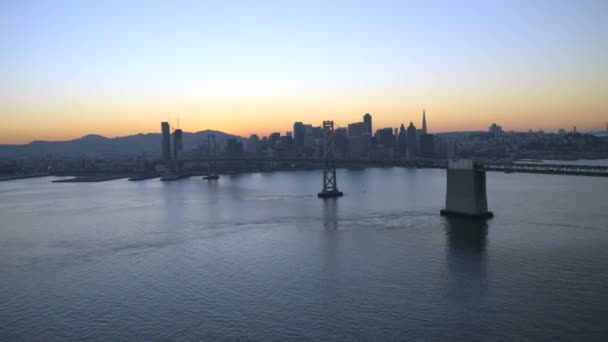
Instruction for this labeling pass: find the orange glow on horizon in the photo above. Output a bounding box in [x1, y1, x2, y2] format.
[2, 108, 606, 145]
[2, 81, 606, 144]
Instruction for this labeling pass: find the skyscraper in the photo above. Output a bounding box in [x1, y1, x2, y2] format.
[348, 122, 370, 159]
[334, 127, 348, 158]
[363, 113, 372, 134]
[398, 124, 407, 157]
[161, 122, 171, 161]
[407, 122, 418, 158]
[422, 109, 427, 135]
[293, 122, 305, 147]
[173, 129, 183, 160]
[376, 128, 395, 148]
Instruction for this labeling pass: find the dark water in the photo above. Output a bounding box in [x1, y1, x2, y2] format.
[1, 168, 607, 341]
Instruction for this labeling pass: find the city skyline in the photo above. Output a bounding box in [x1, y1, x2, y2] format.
[1, 107, 604, 146]
[1, 0, 607, 143]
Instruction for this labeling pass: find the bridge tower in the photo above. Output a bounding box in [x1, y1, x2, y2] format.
[203, 134, 220, 180]
[441, 159, 493, 218]
[318, 121, 343, 198]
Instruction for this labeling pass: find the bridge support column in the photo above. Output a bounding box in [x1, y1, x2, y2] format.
[441, 159, 493, 218]
[318, 121, 343, 198]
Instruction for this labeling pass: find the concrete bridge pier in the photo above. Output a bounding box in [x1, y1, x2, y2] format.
[440, 159, 493, 218]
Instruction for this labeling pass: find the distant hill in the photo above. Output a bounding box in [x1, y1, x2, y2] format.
[0, 130, 242, 159]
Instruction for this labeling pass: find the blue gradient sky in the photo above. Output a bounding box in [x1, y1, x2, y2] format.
[1, 0, 607, 143]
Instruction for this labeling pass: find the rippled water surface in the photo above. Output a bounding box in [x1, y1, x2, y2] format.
[1, 168, 607, 341]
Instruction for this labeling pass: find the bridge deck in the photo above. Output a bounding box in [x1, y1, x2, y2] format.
[177, 158, 608, 177]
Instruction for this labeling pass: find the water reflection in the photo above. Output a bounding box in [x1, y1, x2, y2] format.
[443, 216, 488, 286]
[203, 180, 220, 225]
[442, 216, 489, 338]
[322, 198, 339, 230]
[444, 216, 488, 256]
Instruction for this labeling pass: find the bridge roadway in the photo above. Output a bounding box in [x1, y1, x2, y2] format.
[179, 157, 608, 177]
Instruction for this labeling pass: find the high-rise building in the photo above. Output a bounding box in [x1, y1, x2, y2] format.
[398, 124, 407, 157]
[348, 122, 371, 159]
[420, 134, 435, 156]
[373, 127, 395, 160]
[161, 122, 171, 160]
[422, 109, 428, 135]
[363, 113, 372, 134]
[489, 123, 503, 138]
[302, 124, 315, 149]
[172, 129, 183, 160]
[407, 122, 418, 158]
[348, 122, 366, 138]
[334, 127, 348, 158]
[268, 132, 281, 146]
[376, 128, 395, 148]
[293, 122, 305, 147]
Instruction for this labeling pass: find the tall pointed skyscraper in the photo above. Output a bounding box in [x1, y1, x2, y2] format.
[422, 109, 427, 135]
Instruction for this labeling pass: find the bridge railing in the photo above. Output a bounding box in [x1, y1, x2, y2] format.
[477, 162, 608, 177]
[174, 157, 608, 177]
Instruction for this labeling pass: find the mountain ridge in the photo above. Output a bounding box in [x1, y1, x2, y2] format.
[0, 130, 242, 158]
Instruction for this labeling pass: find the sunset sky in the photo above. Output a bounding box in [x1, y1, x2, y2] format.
[1, 0, 607, 144]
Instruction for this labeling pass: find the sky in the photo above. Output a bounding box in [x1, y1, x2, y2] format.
[0, 0, 607, 144]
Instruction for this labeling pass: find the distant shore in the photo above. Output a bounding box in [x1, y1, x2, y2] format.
[0, 173, 50, 182]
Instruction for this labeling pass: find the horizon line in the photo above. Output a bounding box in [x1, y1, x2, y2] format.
[3, 127, 605, 146]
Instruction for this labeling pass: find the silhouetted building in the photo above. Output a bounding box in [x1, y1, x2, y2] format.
[348, 122, 371, 159]
[348, 122, 366, 138]
[363, 113, 372, 134]
[293, 122, 305, 147]
[226, 138, 243, 156]
[268, 132, 281, 146]
[277, 134, 294, 153]
[161, 122, 171, 160]
[244, 134, 260, 154]
[420, 134, 435, 156]
[335, 128, 348, 158]
[407, 122, 418, 158]
[422, 109, 428, 135]
[489, 123, 503, 138]
[312, 126, 322, 138]
[172, 129, 183, 160]
[303, 124, 316, 149]
[398, 124, 407, 157]
[372, 127, 395, 160]
[376, 128, 395, 148]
